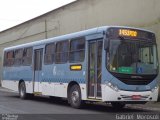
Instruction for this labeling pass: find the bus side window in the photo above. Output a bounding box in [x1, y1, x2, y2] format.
[44, 43, 55, 65]
[14, 49, 23, 66]
[3, 52, 7, 67]
[69, 37, 85, 63]
[6, 51, 14, 67]
[23, 47, 33, 66]
[55, 41, 69, 64]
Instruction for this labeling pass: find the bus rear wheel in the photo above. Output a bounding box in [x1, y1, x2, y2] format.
[19, 82, 27, 99]
[69, 84, 83, 109]
[111, 102, 125, 109]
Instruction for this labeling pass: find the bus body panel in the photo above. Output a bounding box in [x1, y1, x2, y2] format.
[2, 26, 159, 104]
[2, 80, 33, 93]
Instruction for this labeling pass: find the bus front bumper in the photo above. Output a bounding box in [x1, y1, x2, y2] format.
[102, 85, 159, 102]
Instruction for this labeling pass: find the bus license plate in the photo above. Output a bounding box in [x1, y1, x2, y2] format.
[131, 95, 141, 100]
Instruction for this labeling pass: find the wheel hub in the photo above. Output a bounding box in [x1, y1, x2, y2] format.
[71, 91, 79, 103]
[20, 85, 24, 97]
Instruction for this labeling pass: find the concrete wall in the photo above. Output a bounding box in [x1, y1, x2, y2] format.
[0, 0, 160, 81]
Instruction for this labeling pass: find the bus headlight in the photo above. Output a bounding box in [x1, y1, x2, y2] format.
[151, 86, 158, 93]
[106, 82, 120, 92]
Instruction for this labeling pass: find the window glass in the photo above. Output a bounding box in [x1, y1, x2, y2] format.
[3, 52, 7, 66]
[56, 41, 69, 63]
[70, 38, 85, 51]
[23, 47, 33, 65]
[70, 37, 85, 63]
[108, 39, 158, 75]
[6, 51, 14, 66]
[35, 49, 43, 70]
[14, 49, 23, 66]
[44, 43, 55, 64]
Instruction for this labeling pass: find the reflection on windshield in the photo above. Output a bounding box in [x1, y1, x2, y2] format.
[108, 39, 158, 75]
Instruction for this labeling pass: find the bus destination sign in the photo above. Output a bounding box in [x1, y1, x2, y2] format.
[108, 27, 156, 42]
[119, 29, 138, 37]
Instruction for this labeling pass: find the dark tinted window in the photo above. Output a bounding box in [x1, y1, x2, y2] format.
[70, 37, 85, 63]
[14, 49, 23, 66]
[3, 52, 7, 66]
[35, 49, 43, 70]
[23, 47, 33, 65]
[56, 41, 69, 63]
[44, 43, 55, 64]
[5, 51, 14, 66]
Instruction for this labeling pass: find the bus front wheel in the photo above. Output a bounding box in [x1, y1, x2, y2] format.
[19, 82, 27, 99]
[69, 84, 83, 109]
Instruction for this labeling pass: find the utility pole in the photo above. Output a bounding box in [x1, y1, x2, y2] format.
[45, 20, 47, 39]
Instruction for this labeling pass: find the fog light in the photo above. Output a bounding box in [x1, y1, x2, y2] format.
[108, 82, 112, 87]
[118, 97, 121, 100]
[106, 82, 120, 92]
[151, 86, 158, 93]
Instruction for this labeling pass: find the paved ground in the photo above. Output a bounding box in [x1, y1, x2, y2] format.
[0, 87, 159, 120]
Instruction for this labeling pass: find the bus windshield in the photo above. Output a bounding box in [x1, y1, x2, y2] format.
[108, 38, 158, 75]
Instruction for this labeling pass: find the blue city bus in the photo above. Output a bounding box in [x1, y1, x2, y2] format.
[2, 26, 159, 109]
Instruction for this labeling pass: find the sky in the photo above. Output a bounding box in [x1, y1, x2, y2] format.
[0, 0, 76, 32]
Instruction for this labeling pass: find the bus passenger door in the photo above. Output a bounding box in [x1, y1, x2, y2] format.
[88, 40, 103, 99]
[33, 48, 43, 93]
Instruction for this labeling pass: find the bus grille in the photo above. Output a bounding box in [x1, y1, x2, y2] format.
[118, 78, 153, 85]
[111, 72, 156, 85]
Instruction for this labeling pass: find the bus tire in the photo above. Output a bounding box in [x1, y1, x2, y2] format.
[19, 82, 27, 99]
[69, 84, 83, 109]
[111, 102, 125, 109]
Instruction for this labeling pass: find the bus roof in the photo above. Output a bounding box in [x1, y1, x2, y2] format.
[4, 26, 154, 51]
